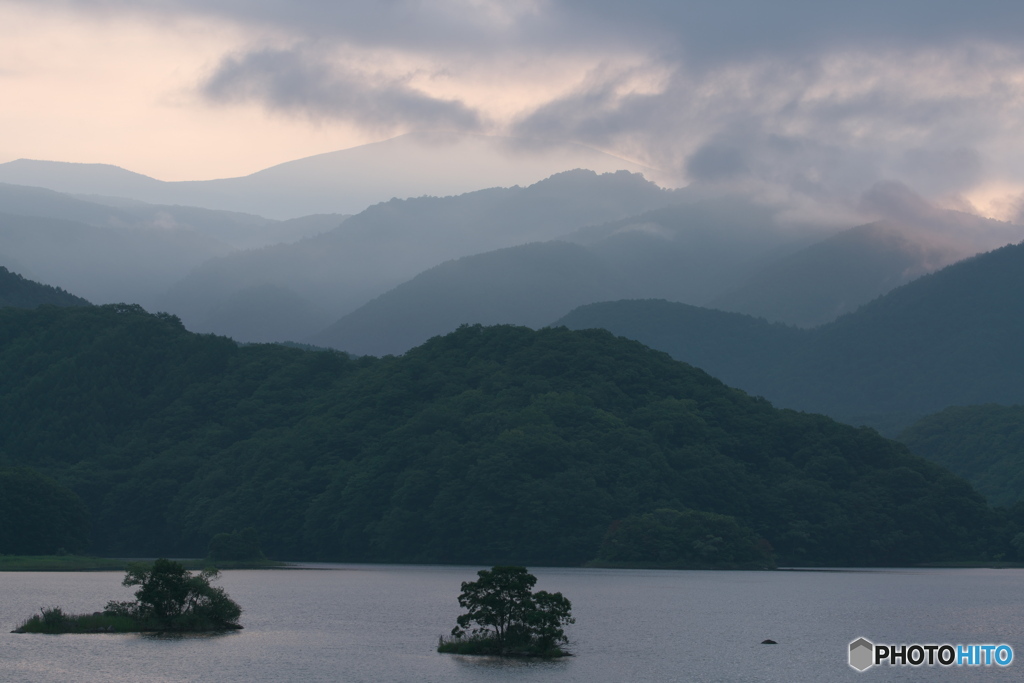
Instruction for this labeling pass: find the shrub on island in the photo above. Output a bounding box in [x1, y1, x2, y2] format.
[12, 558, 242, 634]
[437, 566, 574, 657]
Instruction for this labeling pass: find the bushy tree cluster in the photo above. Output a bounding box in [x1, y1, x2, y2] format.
[443, 566, 573, 656]
[105, 558, 242, 631]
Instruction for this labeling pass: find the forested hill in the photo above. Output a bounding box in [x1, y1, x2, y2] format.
[0, 304, 1007, 566]
[557, 241, 1024, 432]
[0, 266, 90, 308]
[899, 405, 1024, 507]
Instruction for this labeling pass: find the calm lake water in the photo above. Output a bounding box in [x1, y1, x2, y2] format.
[2, 565, 1022, 682]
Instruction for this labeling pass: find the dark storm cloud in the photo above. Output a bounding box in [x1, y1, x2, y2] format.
[202, 46, 482, 131]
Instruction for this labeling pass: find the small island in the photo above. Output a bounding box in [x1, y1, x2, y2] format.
[437, 565, 574, 658]
[12, 558, 242, 634]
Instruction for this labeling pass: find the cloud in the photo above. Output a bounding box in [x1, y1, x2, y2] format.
[513, 42, 1024, 206]
[15, 0, 1024, 213]
[202, 46, 483, 132]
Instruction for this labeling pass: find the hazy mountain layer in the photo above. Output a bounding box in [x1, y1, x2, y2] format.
[556, 240, 1024, 432]
[562, 195, 824, 304]
[308, 195, 836, 355]
[0, 266, 90, 309]
[711, 221, 966, 327]
[315, 193, 1019, 358]
[161, 169, 679, 342]
[0, 182, 344, 250]
[308, 241, 628, 355]
[0, 304, 1002, 566]
[0, 212, 233, 310]
[0, 133, 656, 219]
[899, 405, 1024, 507]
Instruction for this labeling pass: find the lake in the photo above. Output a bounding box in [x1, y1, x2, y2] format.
[2, 565, 1022, 681]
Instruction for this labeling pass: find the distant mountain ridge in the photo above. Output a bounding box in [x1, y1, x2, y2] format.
[161, 169, 681, 343]
[0, 182, 345, 250]
[307, 195, 831, 354]
[0, 181, 345, 312]
[710, 221, 968, 327]
[307, 192, 1024, 357]
[0, 211, 233, 310]
[308, 241, 627, 355]
[0, 132, 657, 219]
[556, 240, 1024, 432]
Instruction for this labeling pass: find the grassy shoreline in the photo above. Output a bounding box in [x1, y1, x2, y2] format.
[12, 606, 243, 634]
[0, 555, 288, 572]
[437, 634, 571, 658]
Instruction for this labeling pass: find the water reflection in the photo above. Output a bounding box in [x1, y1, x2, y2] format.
[3, 565, 1022, 682]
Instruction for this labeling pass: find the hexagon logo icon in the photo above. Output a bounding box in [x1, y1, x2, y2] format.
[849, 637, 874, 671]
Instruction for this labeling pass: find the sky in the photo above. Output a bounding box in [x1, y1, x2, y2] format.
[4, 1, 1024, 220]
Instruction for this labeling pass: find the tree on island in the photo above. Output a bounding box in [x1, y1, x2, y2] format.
[106, 558, 242, 630]
[438, 566, 574, 657]
[14, 559, 242, 634]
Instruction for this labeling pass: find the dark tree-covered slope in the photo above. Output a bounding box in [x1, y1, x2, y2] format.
[0, 467, 90, 554]
[0, 305, 1004, 566]
[557, 241, 1024, 432]
[0, 266, 90, 309]
[899, 405, 1024, 507]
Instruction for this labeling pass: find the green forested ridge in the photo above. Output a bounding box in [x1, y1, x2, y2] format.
[556, 241, 1024, 433]
[899, 405, 1024, 507]
[0, 304, 1009, 566]
[0, 467, 90, 554]
[0, 265, 90, 309]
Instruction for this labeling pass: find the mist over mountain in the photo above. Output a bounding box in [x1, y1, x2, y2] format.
[159, 169, 678, 342]
[0, 182, 344, 250]
[0, 133, 655, 219]
[308, 195, 826, 355]
[308, 241, 627, 355]
[562, 195, 828, 303]
[710, 221, 966, 327]
[195, 284, 331, 345]
[314, 191, 991, 357]
[557, 240, 1024, 432]
[0, 212, 234, 310]
[0, 181, 346, 314]
[709, 183, 1024, 327]
[306, 189, 1021, 357]
[0, 266, 90, 309]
